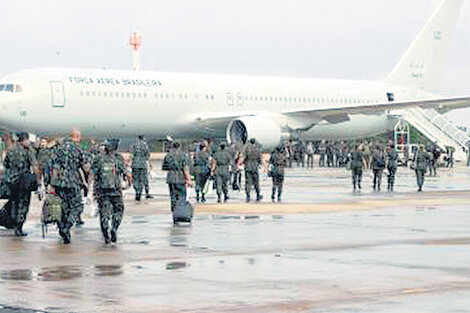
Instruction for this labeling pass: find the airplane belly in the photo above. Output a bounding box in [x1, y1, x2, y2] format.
[301, 114, 393, 141]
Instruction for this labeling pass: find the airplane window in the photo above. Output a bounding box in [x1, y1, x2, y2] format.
[127, 92, 131, 97]
[0, 85, 4, 91]
[103, 92, 107, 97]
[97, 92, 101, 97]
[165, 94, 169, 99]
[109, 92, 113, 97]
[179, 94, 182, 99]
[115, 92, 119, 97]
[4, 84, 14, 92]
[92, 91, 96, 96]
[144, 93, 147, 98]
[80, 91, 84, 96]
[255, 96, 258, 101]
[205, 95, 208, 100]
[211, 95, 214, 100]
[132, 92, 136, 98]
[184, 94, 188, 99]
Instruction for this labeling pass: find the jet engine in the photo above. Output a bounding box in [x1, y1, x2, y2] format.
[226, 116, 283, 149]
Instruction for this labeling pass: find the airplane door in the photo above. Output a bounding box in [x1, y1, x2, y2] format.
[50, 81, 66, 107]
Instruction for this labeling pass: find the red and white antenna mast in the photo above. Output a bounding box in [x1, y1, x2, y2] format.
[128, 32, 142, 71]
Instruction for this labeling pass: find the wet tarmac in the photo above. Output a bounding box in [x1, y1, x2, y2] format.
[0, 163, 469, 312]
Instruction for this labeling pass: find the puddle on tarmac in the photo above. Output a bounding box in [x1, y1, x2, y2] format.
[93, 265, 123, 277]
[0, 265, 124, 282]
[0, 269, 33, 281]
[166, 262, 189, 270]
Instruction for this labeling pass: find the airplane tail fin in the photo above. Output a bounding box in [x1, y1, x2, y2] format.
[384, 0, 464, 91]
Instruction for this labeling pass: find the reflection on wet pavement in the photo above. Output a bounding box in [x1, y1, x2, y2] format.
[0, 166, 468, 312]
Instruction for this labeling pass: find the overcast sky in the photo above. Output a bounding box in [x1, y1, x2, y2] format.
[1, 0, 469, 126]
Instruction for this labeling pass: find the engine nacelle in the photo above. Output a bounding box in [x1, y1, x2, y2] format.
[226, 116, 283, 149]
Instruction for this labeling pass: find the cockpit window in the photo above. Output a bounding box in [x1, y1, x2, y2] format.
[0, 84, 22, 92]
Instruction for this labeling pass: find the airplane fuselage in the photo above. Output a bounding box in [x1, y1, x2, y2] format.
[0, 68, 433, 142]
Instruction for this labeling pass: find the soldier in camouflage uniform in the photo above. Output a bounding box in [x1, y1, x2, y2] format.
[318, 140, 326, 167]
[413, 145, 429, 192]
[371, 145, 386, 191]
[243, 138, 262, 202]
[212, 142, 231, 203]
[131, 135, 152, 201]
[92, 139, 130, 244]
[386, 144, 398, 192]
[269, 144, 287, 202]
[467, 141, 470, 167]
[49, 128, 89, 244]
[2, 132, 39, 236]
[162, 142, 192, 211]
[193, 142, 210, 203]
[349, 145, 363, 192]
[326, 141, 334, 167]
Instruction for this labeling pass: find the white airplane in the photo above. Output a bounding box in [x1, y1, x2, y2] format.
[0, 0, 469, 149]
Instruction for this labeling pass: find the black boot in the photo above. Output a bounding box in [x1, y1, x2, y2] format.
[110, 230, 117, 243]
[271, 189, 276, 202]
[14, 227, 27, 237]
[145, 194, 154, 199]
[201, 195, 206, 203]
[135, 193, 141, 201]
[256, 194, 263, 202]
[60, 229, 71, 244]
[76, 215, 84, 226]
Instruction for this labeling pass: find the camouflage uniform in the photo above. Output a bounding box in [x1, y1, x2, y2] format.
[162, 147, 189, 211]
[371, 150, 385, 191]
[350, 150, 363, 191]
[50, 140, 88, 243]
[386, 148, 398, 191]
[305, 142, 314, 168]
[318, 141, 326, 167]
[214, 147, 231, 203]
[413, 149, 429, 192]
[92, 148, 127, 244]
[467, 142, 470, 167]
[243, 141, 262, 202]
[2, 143, 37, 233]
[269, 147, 287, 202]
[131, 138, 150, 200]
[193, 149, 210, 202]
[326, 142, 334, 167]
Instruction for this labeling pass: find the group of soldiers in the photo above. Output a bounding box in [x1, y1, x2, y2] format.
[0, 129, 468, 244]
[162, 138, 279, 209]
[0, 129, 151, 244]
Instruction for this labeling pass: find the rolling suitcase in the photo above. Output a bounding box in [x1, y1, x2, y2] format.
[173, 200, 194, 224]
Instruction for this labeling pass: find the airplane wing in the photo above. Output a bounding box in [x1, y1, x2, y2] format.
[191, 96, 470, 127]
[283, 96, 470, 120]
